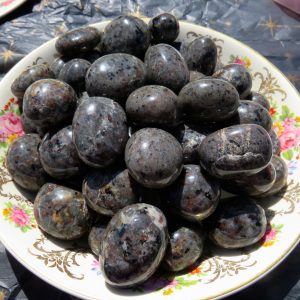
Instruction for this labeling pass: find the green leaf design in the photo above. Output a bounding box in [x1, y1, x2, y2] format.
[0, 141, 8, 149]
[282, 150, 294, 160]
[176, 277, 199, 287]
[5, 202, 13, 208]
[281, 105, 294, 119]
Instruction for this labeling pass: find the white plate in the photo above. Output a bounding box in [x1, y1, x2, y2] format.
[1, 19, 300, 300]
[0, 0, 26, 18]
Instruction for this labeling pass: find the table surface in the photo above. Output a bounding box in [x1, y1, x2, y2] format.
[1, 0, 300, 299]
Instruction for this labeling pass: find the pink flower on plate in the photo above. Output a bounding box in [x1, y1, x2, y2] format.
[279, 126, 300, 151]
[0, 112, 24, 136]
[283, 118, 294, 129]
[11, 207, 30, 226]
[233, 57, 245, 66]
[167, 279, 178, 288]
[264, 228, 276, 242]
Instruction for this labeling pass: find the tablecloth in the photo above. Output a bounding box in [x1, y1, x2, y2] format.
[0, 0, 300, 299]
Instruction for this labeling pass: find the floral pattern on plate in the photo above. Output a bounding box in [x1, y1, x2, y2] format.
[2, 201, 36, 232]
[0, 97, 24, 164]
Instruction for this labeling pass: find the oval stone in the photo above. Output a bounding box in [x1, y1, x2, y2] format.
[6, 134, 47, 191]
[164, 164, 220, 221]
[72, 97, 128, 168]
[100, 203, 168, 287]
[86, 53, 146, 103]
[144, 44, 189, 93]
[34, 183, 91, 240]
[179, 78, 239, 121]
[82, 167, 139, 216]
[125, 128, 183, 188]
[199, 124, 273, 178]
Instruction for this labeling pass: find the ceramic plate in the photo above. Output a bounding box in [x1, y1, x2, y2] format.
[0, 19, 300, 300]
[0, 0, 26, 18]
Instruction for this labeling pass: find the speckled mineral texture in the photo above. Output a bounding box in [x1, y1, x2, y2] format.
[100, 16, 150, 58]
[72, 97, 128, 167]
[55, 26, 101, 55]
[183, 36, 217, 76]
[189, 71, 206, 82]
[144, 44, 189, 93]
[125, 128, 183, 188]
[34, 183, 91, 240]
[11, 63, 54, 98]
[199, 124, 273, 178]
[6, 134, 47, 191]
[82, 167, 139, 216]
[209, 198, 267, 249]
[125, 85, 181, 128]
[221, 163, 276, 196]
[23, 79, 77, 129]
[88, 220, 109, 256]
[256, 155, 288, 198]
[86, 53, 146, 103]
[50, 56, 70, 78]
[246, 91, 270, 110]
[236, 100, 273, 132]
[164, 164, 220, 222]
[163, 226, 204, 272]
[173, 124, 206, 163]
[269, 129, 281, 155]
[213, 63, 252, 99]
[149, 13, 179, 44]
[58, 58, 91, 93]
[179, 78, 239, 121]
[100, 203, 168, 287]
[39, 125, 84, 179]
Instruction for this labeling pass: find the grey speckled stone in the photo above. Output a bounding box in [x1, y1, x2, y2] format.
[149, 13, 179, 44]
[50, 56, 70, 78]
[34, 183, 91, 240]
[184, 36, 217, 76]
[55, 27, 101, 55]
[125, 128, 183, 188]
[164, 164, 220, 222]
[88, 221, 109, 256]
[126, 85, 181, 128]
[246, 91, 270, 110]
[23, 79, 77, 129]
[163, 226, 204, 272]
[86, 53, 146, 103]
[269, 128, 281, 155]
[100, 203, 168, 287]
[256, 155, 288, 198]
[39, 126, 84, 179]
[189, 71, 206, 82]
[72, 97, 128, 168]
[209, 198, 267, 249]
[213, 63, 252, 99]
[100, 16, 150, 58]
[6, 134, 47, 191]
[11, 63, 54, 99]
[173, 124, 206, 164]
[221, 163, 276, 196]
[179, 78, 239, 121]
[199, 124, 273, 178]
[236, 100, 273, 132]
[144, 44, 189, 93]
[58, 58, 91, 93]
[82, 167, 139, 216]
